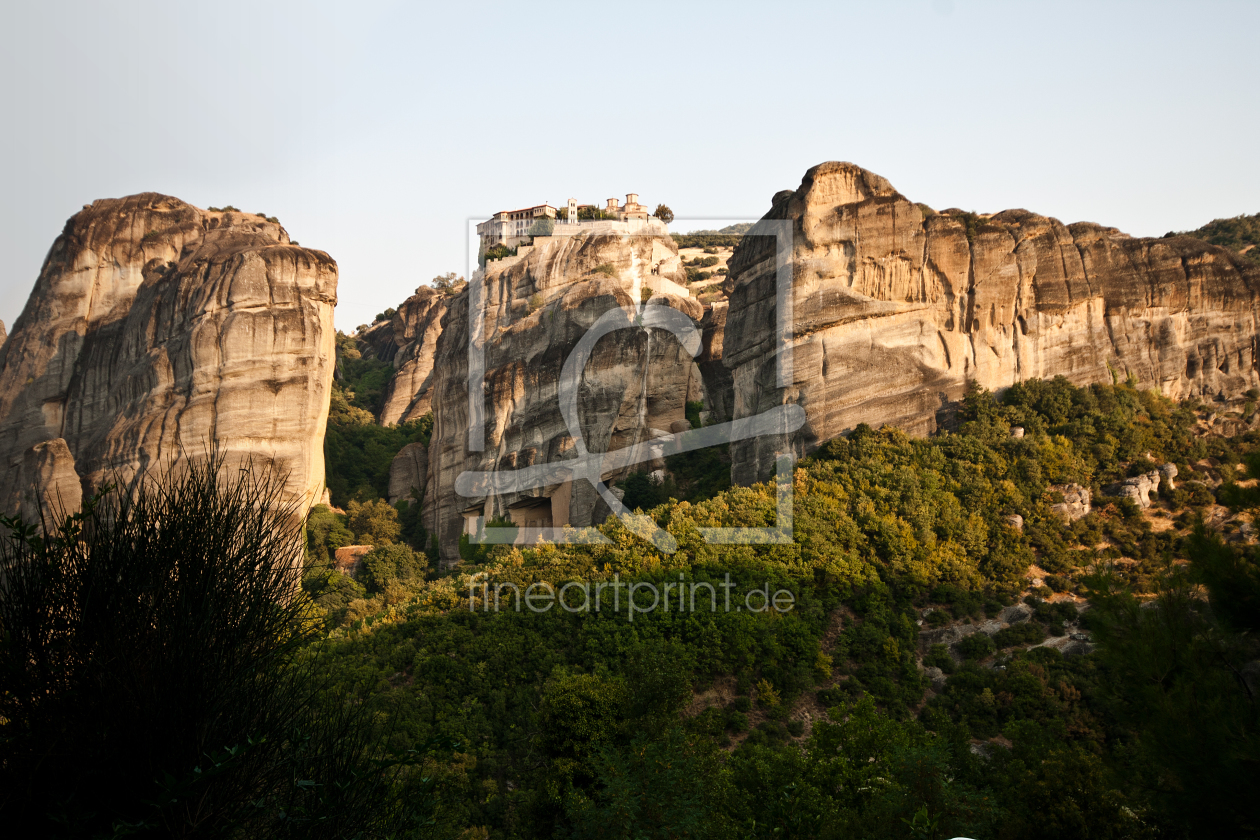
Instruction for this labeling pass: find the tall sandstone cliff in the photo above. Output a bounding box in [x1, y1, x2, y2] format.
[359, 286, 448, 426]
[724, 162, 1260, 482]
[0, 193, 338, 521]
[424, 228, 705, 559]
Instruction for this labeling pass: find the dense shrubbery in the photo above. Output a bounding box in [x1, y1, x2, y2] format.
[22, 372, 1240, 836]
[0, 458, 427, 837]
[291, 377, 1260, 836]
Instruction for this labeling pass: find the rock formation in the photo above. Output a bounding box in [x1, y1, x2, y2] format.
[388, 440, 429, 505]
[724, 162, 1260, 483]
[373, 286, 449, 425]
[424, 228, 705, 559]
[0, 319, 7, 348]
[0, 193, 338, 519]
[697, 301, 734, 423]
[1049, 484, 1092, 521]
[1104, 464, 1177, 509]
[334, 544, 372, 574]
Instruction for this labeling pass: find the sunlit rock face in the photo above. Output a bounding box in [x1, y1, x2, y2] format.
[424, 231, 705, 561]
[724, 161, 1260, 483]
[0, 193, 338, 518]
[364, 286, 449, 426]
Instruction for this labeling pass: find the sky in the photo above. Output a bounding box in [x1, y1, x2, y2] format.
[2, 0, 1258, 332]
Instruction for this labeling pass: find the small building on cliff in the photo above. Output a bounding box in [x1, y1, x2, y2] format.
[478, 193, 659, 250]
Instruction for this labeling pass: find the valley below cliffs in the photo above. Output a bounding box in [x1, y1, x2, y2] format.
[0, 194, 338, 521]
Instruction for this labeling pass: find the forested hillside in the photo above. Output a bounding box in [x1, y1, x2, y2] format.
[302, 379, 1260, 839]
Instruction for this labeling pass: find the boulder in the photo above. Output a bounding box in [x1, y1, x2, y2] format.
[1106, 470, 1162, 508]
[333, 544, 373, 574]
[923, 666, 948, 693]
[998, 604, 1032, 624]
[388, 441, 429, 505]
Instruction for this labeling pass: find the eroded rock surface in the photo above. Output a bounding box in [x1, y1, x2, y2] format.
[1049, 484, 1092, 521]
[724, 162, 1260, 483]
[388, 440, 429, 505]
[0, 193, 337, 518]
[425, 231, 705, 560]
[1105, 465, 1176, 508]
[372, 286, 449, 425]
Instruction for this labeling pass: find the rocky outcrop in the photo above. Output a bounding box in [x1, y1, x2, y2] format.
[1049, 484, 1092, 521]
[333, 544, 372, 574]
[388, 441, 429, 504]
[697, 301, 733, 423]
[0, 193, 337, 519]
[375, 287, 448, 425]
[425, 230, 705, 560]
[724, 162, 1260, 483]
[1105, 464, 1177, 508]
[20, 437, 82, 524]
[0, 319, 7, 348]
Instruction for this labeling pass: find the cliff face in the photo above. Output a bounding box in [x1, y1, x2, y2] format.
[374, 286, 448, 425]
[724, 162, 1260, 482]
[0, 193, 338, 520]
[425, 230, 705, 560]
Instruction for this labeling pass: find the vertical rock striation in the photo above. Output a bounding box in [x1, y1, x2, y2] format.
[425, 230, 705, 560]
[0, 193, 338, 518]
[375, 286, 449, 425]
[724, 162, 1260, 483]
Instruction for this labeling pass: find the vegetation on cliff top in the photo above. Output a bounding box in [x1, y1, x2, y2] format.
[1178, 211, 1260, 264]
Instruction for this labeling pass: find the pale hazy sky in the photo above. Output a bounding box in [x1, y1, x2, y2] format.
[2, 0, 1257, 331]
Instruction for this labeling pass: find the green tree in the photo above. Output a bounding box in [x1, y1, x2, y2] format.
[527, 216, 555, 237]
[432, 271, 465, 294]
[1086, 527, 1260, 835]
[305, 502, 353, 563]
[653, 204, 674, 224]
[360, 543, 428, 594]
[347, 497, 401, 545]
